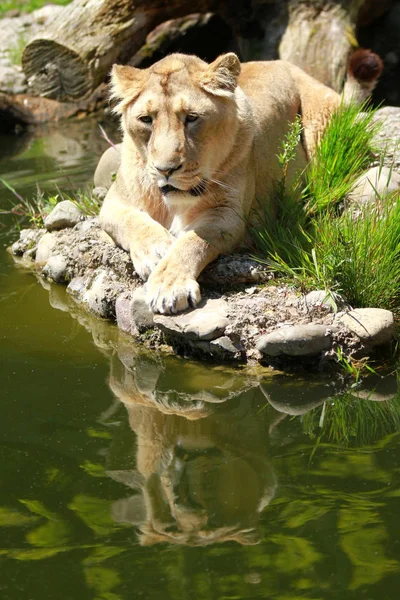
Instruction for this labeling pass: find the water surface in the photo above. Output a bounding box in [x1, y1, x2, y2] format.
[1, 120, 400, 600]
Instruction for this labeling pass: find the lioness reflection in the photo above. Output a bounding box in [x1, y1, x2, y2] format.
[105, 348, 331, 547]
[106, 351, 280, 546]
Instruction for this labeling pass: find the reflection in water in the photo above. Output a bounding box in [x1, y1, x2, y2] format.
[95, 327, 398, 548]
[107, 351, 276, 546]
[0, 274, 400, 599]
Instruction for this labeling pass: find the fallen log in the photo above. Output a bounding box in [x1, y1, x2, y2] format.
[22, 0, 220, 101]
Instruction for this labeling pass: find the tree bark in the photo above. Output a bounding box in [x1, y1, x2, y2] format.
[279, 0, 367, 92]
[22, 0, 220, 101]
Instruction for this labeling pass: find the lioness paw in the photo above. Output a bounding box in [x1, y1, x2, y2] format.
[145, 270, 201, 314]
[130, 239, 173, 281]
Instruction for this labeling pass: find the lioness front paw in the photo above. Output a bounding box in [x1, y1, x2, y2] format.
[130, 239, 173, 281]
[145, 267, 201, 314]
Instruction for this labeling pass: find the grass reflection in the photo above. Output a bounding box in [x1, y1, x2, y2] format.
[301, 375, 400, 445]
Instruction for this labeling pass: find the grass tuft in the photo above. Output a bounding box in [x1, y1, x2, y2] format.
[0, 179, 101, 229]
[304, 102, 380, 215]
[251, 103, 400, 315]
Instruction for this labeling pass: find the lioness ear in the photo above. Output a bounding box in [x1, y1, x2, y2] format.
[110, 64, 145, 112]
[201, 53, 241, 97]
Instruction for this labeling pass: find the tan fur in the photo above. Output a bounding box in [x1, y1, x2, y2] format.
[100, 53, 340, 314]
[108, 354, 276, 546]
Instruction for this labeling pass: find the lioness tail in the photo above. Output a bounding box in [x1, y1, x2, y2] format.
[342, 48, 383, 105]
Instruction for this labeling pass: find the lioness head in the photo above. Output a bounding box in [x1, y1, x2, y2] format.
[111, 53, 251, 207]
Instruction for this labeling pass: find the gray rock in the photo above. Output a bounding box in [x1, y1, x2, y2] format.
[75, 218, 97, 234]
[92, 186, 108, 201]
[79, 269, 124, 318]
[210, 336, 243, 357]
[35, 232, 57, 265]
[93, 144, 121, 189]
[348, 166, 400, 206]
[257, 324, 332, 356]
[44, 200, 84, 231]
[337, 308, 395, 345]
[115, 289, 154, 334]
[299, 290, 347, 312]
[154, 298, 229, 341]
[0, 5, 63, 57]
[67, 276, 89, 297]
[201, 253, 271, 286]
[10, 228, 45, 256]
[42, 255, 67, 283]
[130, 287, 154, 332]
[0, 64, 27, 94]
[115, 292, 133, 334]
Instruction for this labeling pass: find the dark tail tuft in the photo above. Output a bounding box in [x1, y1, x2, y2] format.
[348, 48, 383, 83]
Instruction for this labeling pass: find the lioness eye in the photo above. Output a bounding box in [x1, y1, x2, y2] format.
[138, 115, 152, 124]
[185, 114, 199, 124]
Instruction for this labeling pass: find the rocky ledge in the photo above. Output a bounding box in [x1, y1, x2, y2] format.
[9, 200, 396, 368]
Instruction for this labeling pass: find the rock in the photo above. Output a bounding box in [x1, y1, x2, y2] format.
[0, 5, 64, 60]
[372, 107, 400, 164]
[93, 144, 121, 189]
[75, 218, 97, 234]
[92, 186, 108, 201]
[10, 228, 45, 256]
[67, 276, 89, 297]
[154, 298, 229, 341]
[257, 324, 332, 357]
[0, 64, 27, 94]
[115, 288, 154, 334]
[44, 200, 84, 231]
[337, 308, 395, 345]
[130, 287, 154, 332]
[35, 232, 57, 265]
[201, 254, 271, 286]
[189, 335, 243, 361]
[348, 166, 400, 205]
[298, 290, 347, 312]
[42, 255, 68, 283]
[115, 292, 133, 334]
[79, 269, 124, 318]
[210, 336, 244, 358]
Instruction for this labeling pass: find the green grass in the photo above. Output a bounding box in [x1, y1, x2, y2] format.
[0, 1, 71, 17]
[251, 103, 400, 315]
[7, 32, 27, 65]
[0, 179, 101, 229]
[304, 103, 379, 215]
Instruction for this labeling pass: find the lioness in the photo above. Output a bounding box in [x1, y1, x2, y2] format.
[99, 50, 381, 314]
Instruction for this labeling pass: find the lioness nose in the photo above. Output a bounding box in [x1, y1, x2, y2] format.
[155, 163, 183, 177]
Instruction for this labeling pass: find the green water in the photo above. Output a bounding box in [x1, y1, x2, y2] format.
[1, 120, 400, 600]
